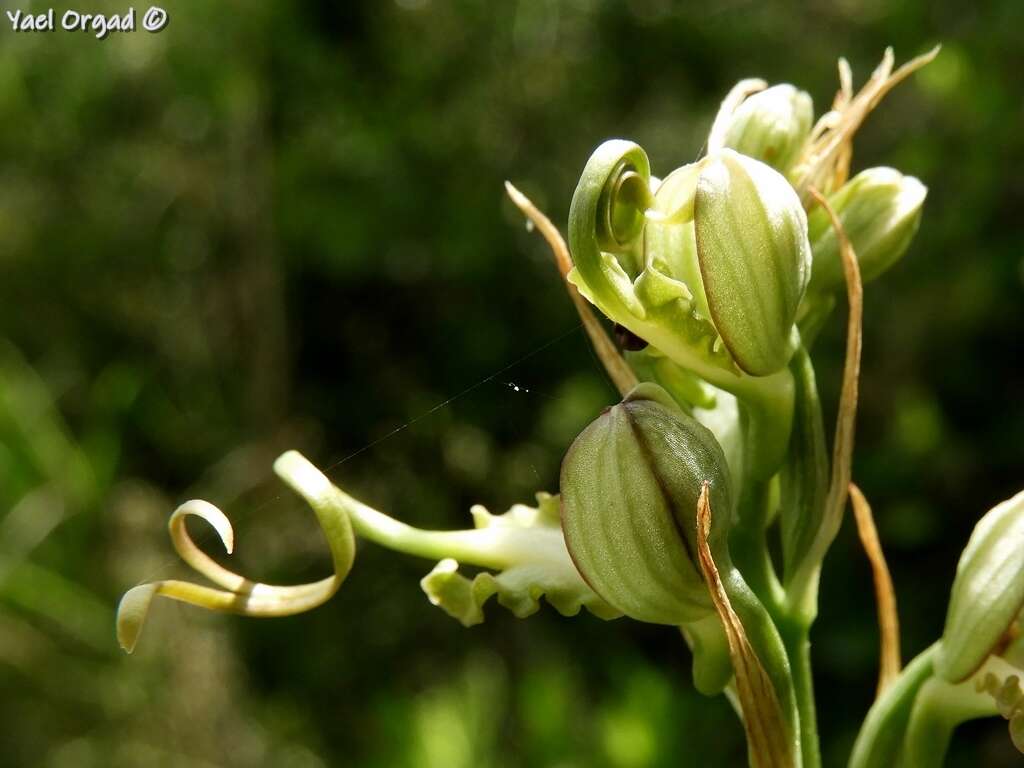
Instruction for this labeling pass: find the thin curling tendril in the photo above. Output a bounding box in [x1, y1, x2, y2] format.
[118, 451, 616, 652]
[116, 451, 356, 653]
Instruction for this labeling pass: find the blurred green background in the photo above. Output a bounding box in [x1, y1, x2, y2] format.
[2, 1, 1023, 766]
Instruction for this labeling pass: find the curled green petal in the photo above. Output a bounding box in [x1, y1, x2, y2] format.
[568, 139, 654, 320]
[116, 451, 356, 653]
[568, 143, 738, 387]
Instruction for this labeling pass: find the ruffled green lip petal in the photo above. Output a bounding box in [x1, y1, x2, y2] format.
[418, 493, 621, 626]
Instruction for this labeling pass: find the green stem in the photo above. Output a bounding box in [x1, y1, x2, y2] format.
[780, 620, 821, 768]
[849, 643, 938, 768]
[733, 369, 796, 483]
[730, 480, 785, 616]
[901, 671, 999, 767]
[900, 679, 955, 768]
[722, 565, 802, 763]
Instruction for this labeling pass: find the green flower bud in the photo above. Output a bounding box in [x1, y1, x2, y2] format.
[807, 167, 926, 292]
[569, 142, 811, 382]
[559, 383, 732, 625]
[691, 149, 811, 376]
[936, 490, 1024, 682]
[721, 84, 814, 175]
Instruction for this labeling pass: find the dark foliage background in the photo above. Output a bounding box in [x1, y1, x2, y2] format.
[2, 1, 1022, 766]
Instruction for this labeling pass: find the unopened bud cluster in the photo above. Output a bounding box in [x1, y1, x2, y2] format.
[561, 61, 934, 606]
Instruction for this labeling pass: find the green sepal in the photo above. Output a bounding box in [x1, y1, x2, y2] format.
[807, 167, 926, 292]
[936, 489, 1024, 682]
[849, 643, 940, 768]
[694, 149, 812, 376]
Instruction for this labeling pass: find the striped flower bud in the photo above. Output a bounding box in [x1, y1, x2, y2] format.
[559, 383, 732, 625]
[721, 84, 814, 175]
[807, 167, 927, 292]
[936, 490, 1024, 682]
[691, 148, 812, 375]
